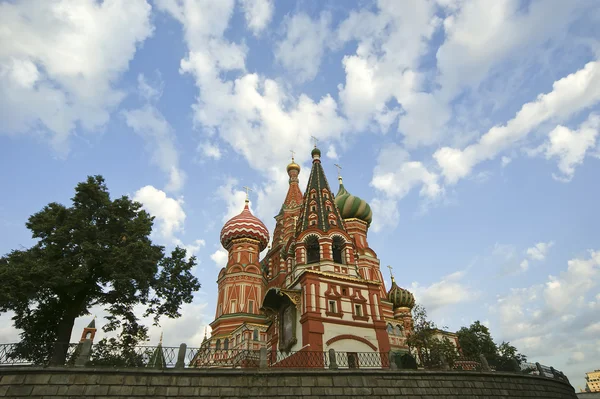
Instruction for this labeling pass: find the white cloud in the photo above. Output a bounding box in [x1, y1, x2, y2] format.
[436, 0, 589, 100]
[434, 61, 600, 184]
[526, 241, 554, 261]
[568, 351, 585, 364]
[371, 144, 443, 201]
[369, 198, 399, 233]
[172, 238, 206, 260]
[158, 0, 348, 224]
[123, 106, 185, 193]
[544, 249, 600, 314]
[369, 143, 442, 231]
[275, 12, 331, 83]
[239, 0, 273, 36]
[133, 185, 186, 241]
[211, 249, 228, 269]
[336, 1, 444, 143]
[410, 270, 475, 312]
[123, 74, 185, 193]
[0, 0, 153, 154]
[501, 156, 512, 167]
[198, 141, 222, 160]
[216, 178, 250, 222]
[519, 259, 529, 271]
[326, 144, 338, 160]
[539, 113, 599, 181]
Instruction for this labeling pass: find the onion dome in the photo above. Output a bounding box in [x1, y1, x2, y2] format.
[334, 178, 373, 224]
[387, 278, 415, 309]
[220, 200, 270, 251]
[287, 158, 301, 174]
[311, 147, 321, 159]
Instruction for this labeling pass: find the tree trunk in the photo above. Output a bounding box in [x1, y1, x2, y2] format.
[49, 311, 77, 366]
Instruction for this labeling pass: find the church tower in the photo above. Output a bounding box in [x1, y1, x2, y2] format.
[334, 174, 387, 299]
[80, 318, 96, 343]
[209, 194, 271, 349]
[264, 154, 304, 289]
[262, 145, 392, 357]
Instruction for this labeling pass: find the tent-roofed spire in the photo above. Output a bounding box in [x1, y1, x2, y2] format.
[147, 333, 166, 369]
[295, 145, 345, 236]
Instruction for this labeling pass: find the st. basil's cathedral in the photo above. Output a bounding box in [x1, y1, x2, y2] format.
[203, 145, 416, 360]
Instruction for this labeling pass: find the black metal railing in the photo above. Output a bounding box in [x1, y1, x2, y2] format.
[0, 343, 79, 366]
[335, 351, 388, 369]
[87, 345, 179, 368]
[0, 342, 570, 383]
[187, 348, 260, 368]
[268, 350, 329, 368]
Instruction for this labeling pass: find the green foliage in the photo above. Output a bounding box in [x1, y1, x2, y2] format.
[0, 176, 200, 365]
[399, 353, 418, 369]
[87, 328, 152, 368]
[457, 321, 527, 371]
[456, 321, 497, 359]
[428, 336, 459, 368]
[405, 304, 458, 368]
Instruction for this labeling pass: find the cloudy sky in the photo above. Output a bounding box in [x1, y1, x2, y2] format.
[1, 0, 599, 388]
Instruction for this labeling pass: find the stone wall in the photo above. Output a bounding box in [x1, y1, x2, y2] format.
[0, 367, 577, 398]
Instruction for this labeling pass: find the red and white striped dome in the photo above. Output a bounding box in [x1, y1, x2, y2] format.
[220, 202, 270, 251]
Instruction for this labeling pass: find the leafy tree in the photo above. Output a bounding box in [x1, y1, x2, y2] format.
[0, 176, 200, 365]
[457, 321, 527, 371]
[87, 328, 152, 368]
[494, 341, 527, 371]
[405, 304, 457, 368]
[456, 320, 497, 359]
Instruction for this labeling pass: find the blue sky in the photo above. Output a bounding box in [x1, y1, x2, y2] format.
[1, 0, 599, 388]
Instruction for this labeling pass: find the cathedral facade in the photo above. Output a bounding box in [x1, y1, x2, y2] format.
[202, 145, 416, 363]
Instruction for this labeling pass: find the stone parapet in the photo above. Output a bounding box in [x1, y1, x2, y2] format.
[0, 367, 577, 398]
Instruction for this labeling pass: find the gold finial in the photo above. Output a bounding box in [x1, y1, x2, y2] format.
[334, 163, 343, 183]
[290, 149, 296, 162]
[159, 332, 163, 345]
[242, 186, 253, 203]
[387, 265, 395, 284]
[310, 135, 319, 148]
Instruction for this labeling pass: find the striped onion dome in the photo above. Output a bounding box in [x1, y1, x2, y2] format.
[387, 279, 415, 309]
[334, 179, 372, 224]
[220, 201, 270, 251]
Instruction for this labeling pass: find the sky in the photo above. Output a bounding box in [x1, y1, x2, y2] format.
[0, 0, 599, 389]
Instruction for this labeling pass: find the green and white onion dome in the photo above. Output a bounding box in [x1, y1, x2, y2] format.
[387, 279, 415, 310]
[334, 181, 372, 224]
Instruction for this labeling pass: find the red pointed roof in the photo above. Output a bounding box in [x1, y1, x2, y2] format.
[220, 201, 270, 251]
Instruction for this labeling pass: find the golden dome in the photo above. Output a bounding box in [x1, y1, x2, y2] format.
[286, 159, 301, 174]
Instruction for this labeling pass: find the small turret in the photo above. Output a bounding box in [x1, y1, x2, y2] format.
[80, 317, 97, 343]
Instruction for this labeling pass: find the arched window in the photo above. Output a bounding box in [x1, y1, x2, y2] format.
[332, 236, 344, 264]
[387, 324, 393, 334]
[216, 339, 221, 350]
[85, 332, 92, 339]
[395, 325, 403, 336]
[253, 329, 259, 341]
[224, 338, 229, 350]
[306, 236, 320, 264]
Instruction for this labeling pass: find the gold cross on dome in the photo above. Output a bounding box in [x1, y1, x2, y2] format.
[387, 265, 395, 283]
[334, 163, 342, 178]
[310, 136, 319, 148]
[242, 186, 253, 201]
[290, 149, 296, 161]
